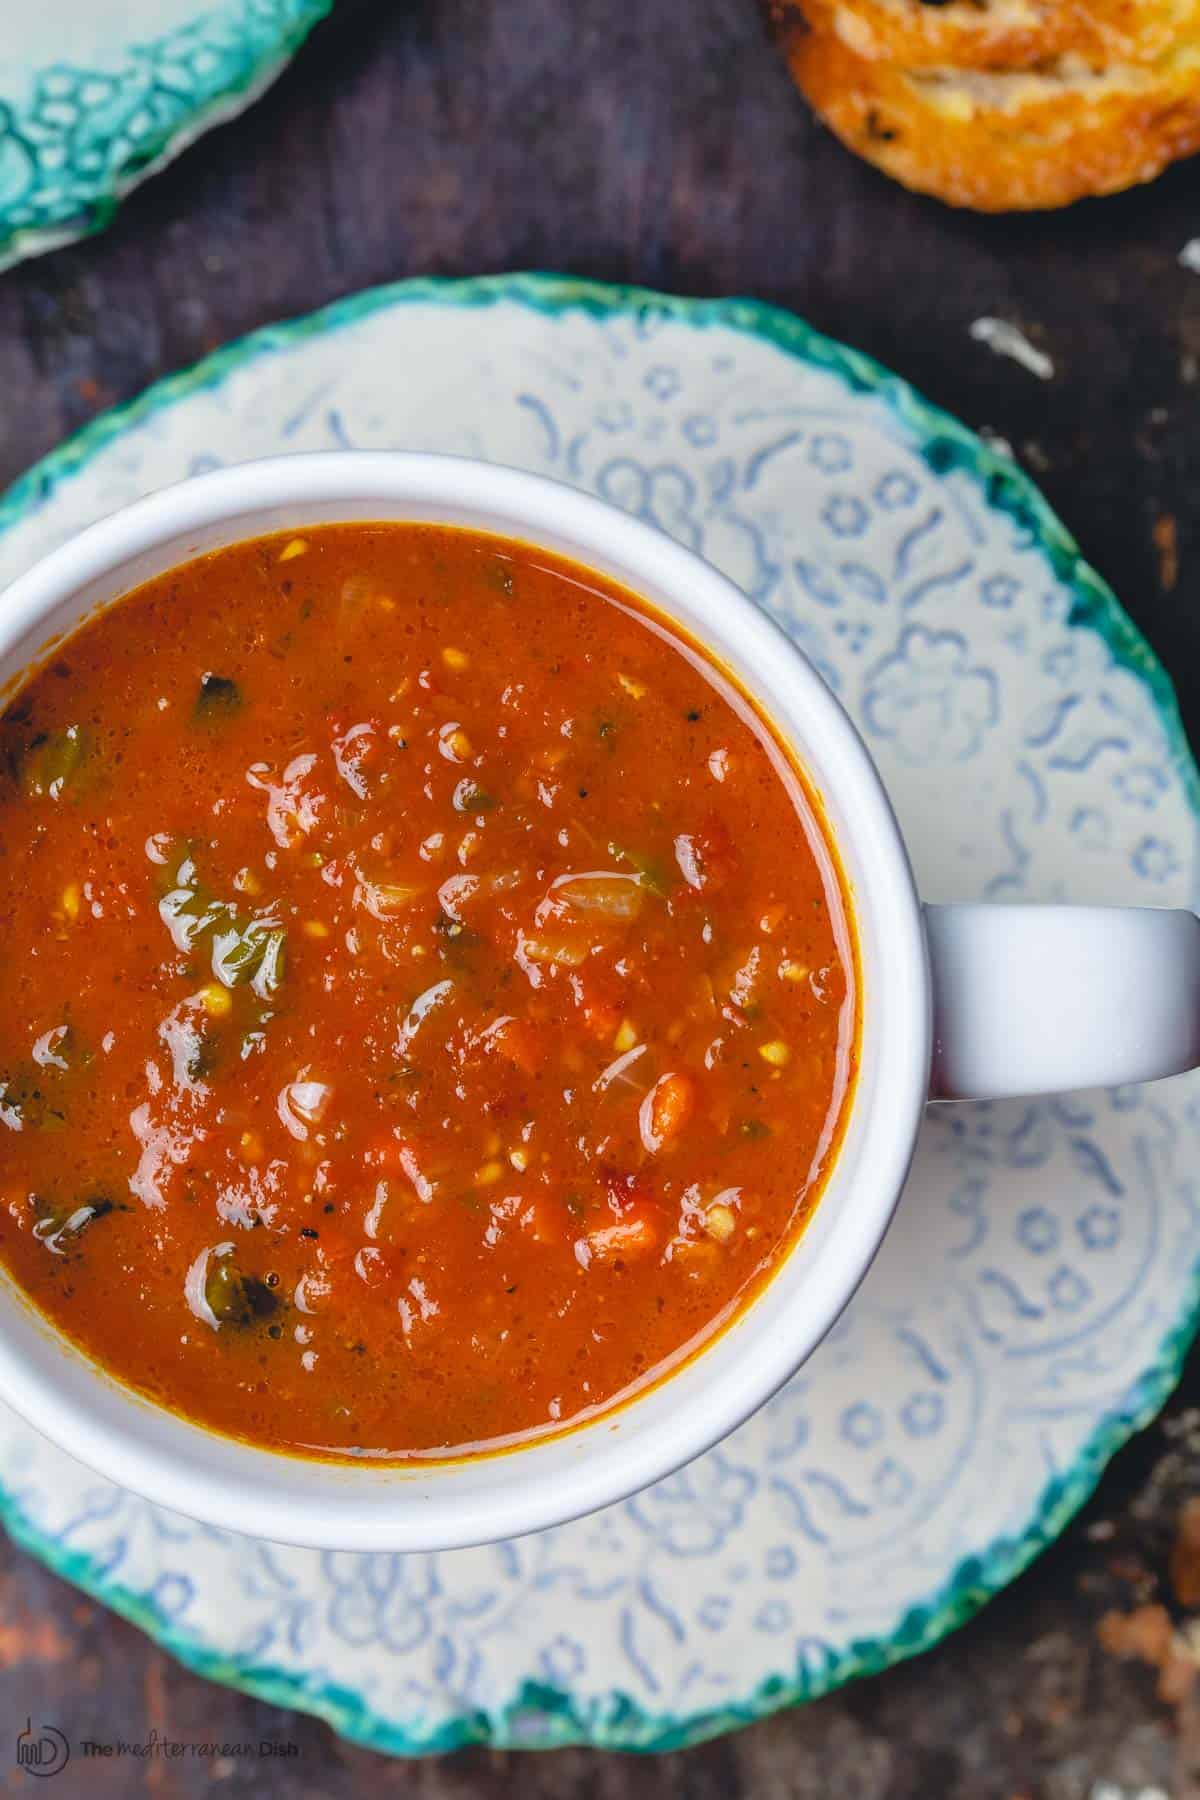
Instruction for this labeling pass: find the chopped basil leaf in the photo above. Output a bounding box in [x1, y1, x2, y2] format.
[158, 845, 286, 999]
[18, 726, 86, 801]
[32, 1194, 114, 1254]
[195, 674, 241, 720]
[205, 1256, 279, 1327]
[607, 840, 672, 899]
[0, 1066, 67, 1133]
[452, 779, 495, 813]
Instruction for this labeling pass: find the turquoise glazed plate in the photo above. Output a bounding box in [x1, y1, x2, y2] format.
[1, 275, 1198, 1754]
[0, 0, 333, 270]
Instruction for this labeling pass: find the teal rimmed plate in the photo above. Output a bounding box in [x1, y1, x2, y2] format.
[0, 274, 1198, 1754]
[0, 0, 333, 271]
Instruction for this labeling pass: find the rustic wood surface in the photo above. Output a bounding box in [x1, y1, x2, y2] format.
[1, 2, 1200, 1793]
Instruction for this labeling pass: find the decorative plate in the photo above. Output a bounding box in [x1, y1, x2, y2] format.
[0, 0, 333, 271]
[0, 275, 1198, 1755]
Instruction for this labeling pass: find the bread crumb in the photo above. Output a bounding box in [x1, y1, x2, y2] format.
[1153, 514, 1179, 594]
[1170, 1495, 1200, 1608]
[969, 318, 1054, 381]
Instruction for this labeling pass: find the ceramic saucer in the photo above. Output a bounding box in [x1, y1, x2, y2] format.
[0, 276, 1196, 1752]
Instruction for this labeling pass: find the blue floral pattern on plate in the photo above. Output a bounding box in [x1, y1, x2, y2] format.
[0, 276, 1197, 1755]
[0, 0, 333, 271]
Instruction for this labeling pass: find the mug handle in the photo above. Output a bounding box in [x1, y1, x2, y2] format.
[925, 903, 1200, 1101]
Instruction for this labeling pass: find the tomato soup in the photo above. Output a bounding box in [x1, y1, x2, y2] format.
[0, 524, 857, 1460]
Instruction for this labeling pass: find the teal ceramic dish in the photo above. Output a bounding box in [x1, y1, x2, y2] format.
[0, 0, 333, 271]
[0, 274, 1196, 1754]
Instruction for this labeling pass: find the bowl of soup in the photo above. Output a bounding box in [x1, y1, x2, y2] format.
[0, 453, 930, 1548]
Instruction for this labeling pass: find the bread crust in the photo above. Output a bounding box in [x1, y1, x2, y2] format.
[775, 6, 1200, 209]
[787, 0, 1200, 70]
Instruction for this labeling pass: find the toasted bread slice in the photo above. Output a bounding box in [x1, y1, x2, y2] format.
[789, 0, 1091, 68]
[786, 27, 1200, 208]
[786, 0, 1200, 70]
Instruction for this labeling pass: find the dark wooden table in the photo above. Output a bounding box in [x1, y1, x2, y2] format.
[2, 3, 1200, 1794]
